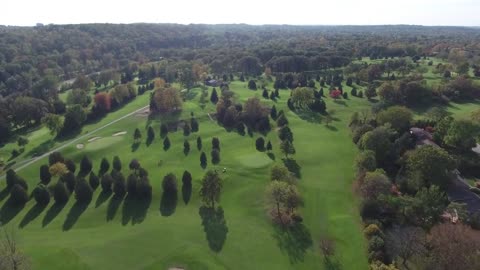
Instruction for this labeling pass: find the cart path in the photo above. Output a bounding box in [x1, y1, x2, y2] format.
[0, 105, 149, 179]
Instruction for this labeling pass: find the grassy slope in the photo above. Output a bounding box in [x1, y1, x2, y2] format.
[1, 81, 369, 269]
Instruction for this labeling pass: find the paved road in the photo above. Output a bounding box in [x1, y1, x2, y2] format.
[0, 105, 149, 179]
[447, 171, 480, 214]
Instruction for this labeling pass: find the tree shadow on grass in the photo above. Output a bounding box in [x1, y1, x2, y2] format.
[63, 199, 91, 231]
[26, 139, 55, 158]
[95, 190, 112, 208]
[324, 257, 342, 270]
[0, 198, 25, 225]
[160, 192, 177, 216]
[294, 110, 323, 124]
[182, 184, 192, 205]
[121, 194, 151, 225]
[272, 223, 313, 263]
[19, 203, 47, 228]
[282, 158, 302, 178]
[325, 125, 338, 132]
[42, 202, 66, 227]
[267, 153, 276, 161]
[131, 142, 140, 152]
[0, 188, 10, 202]
[146, 137, 154, 147]
[199, 206, 228, 253]
[106, 194, 124, 221]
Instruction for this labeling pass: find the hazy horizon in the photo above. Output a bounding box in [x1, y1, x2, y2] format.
[3, 0, 479, 27]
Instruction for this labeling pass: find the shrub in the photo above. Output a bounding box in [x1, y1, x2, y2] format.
[368, 235, 385, 252]
[271, 105, 278, 119]
[364, 224, 383, 239]
[162, 173, 178, 194]
[101, 173, 114, 191]
[53, 181, 70, 204]
[248, 80, 257, 90]
[75, 178, 93, 203]
[33, 184, 50, 205]
[10, 184, 28, 206]
[256, 137, 265, 151]
[211, 149, 220, 165]
[89, 172, 100, 190]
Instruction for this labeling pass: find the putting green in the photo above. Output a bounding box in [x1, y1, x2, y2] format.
[236, 152, 273, 168]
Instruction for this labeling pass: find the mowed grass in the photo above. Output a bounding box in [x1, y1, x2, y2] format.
[0, 82, 369, 269]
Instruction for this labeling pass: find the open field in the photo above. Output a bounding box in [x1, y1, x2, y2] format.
[0, 81, 370, 270]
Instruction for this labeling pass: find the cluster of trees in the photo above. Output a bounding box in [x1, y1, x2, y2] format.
[289, 87, 327, 113]
[275, 112, 296, 159]
[7, 152, 153, 213]
[266, 164, 302, 225]
[215, 95, 270, 134]
[150, 82, 183, 113]
[350, 103, 480, 269]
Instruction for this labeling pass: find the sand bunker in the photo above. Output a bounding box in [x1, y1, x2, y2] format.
[88, 136, 101, 142]
[76, 144, 84, 149]
[113, 131, 127, 137]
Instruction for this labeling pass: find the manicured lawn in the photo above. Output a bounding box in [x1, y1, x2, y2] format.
[0, 82, 368, 270]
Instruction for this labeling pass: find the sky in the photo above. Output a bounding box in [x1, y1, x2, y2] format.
[2, 0, 479, 26]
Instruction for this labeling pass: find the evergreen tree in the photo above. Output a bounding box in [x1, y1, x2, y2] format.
[112, 156, 122, 171]
[256, 137, 265, 151]
[89, 172, 100, 190]
[40, 164, 52, 185]
[262, 89, 269, 98]
[274, 88, 280, 97]
[163, 136, 171, 150]
[184, 140, 190, 154]
[75, 177, 93, 203]
[279, 126, 294, 142]
[183, 123, 191, 136]
[280, 140, 296, 158]
[210, 88, 219, 104]
[200, 152, 207, 167]
[351, 87, 357, 96]
[266, 141, 273, 152]
[147, 126, 155, 141]
[33, 184, 50, 205]
[10, 184, 28, 206]
[53, 181, 70, 204]
[190, 117, 199, 132]
[65, 159, 76, 173]
[160, 123, 168, 138]
[276, 113, 289, 127]
[212, 137, 220, 151]
[211, 149, 220, 164]
[133, 128, 142, 142]
[197, 136, 202, 150]
[80, 155, 93, 174]
[101, 173, 114, 191]
[100, 157, 110, 175]
[271, 105, 278, 120]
